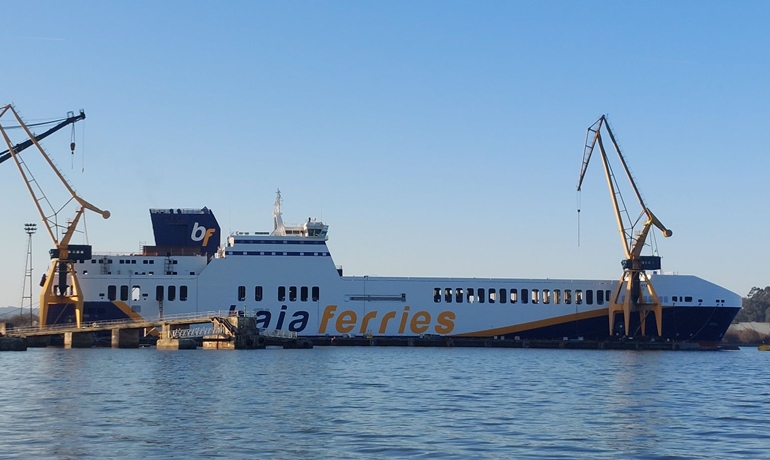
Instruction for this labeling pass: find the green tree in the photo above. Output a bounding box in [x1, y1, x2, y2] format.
[734, 286, 770, 323]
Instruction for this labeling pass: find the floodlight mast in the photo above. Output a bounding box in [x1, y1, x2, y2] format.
[0, 104, 109, 328]
[577, 115, 672, 337]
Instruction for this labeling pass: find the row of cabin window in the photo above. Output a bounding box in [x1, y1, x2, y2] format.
[433, 287, 613, 305]
[106, 285, 188, 302]
[236, 286, 320, 302]
[87, 259, 180, 265]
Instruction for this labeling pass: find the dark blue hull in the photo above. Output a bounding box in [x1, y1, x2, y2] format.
[45, 301, 137, 326]
[501, 306, 741, 343]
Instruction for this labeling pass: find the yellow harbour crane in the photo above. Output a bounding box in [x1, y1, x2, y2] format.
[0, 104, 109, 328]
[577, 115, 672, 337]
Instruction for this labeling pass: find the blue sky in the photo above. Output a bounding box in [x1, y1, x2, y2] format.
[1, 1, 768, 308]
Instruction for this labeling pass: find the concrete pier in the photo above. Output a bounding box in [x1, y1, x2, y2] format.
[203, 317, 266, 350]
[111, 328, 141, 348]
[0, 337, 27, 351]
[26, 335, 52, 347]
[156, 338, 197, 350]
[64, 331, 95, 349]
[282, 338, 314, 349]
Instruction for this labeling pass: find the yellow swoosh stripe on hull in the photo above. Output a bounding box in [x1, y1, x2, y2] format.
[113, 301, 159, 337]
[113, 301, 145, 321]
[454, 308, 608, 337]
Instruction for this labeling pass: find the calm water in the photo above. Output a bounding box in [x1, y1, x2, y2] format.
[0, 346, 767, 459]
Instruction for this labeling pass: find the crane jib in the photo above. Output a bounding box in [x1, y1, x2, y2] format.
[0, 110, 85, 165]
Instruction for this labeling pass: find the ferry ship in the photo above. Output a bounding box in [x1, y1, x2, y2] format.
[43, 192, 741, 343]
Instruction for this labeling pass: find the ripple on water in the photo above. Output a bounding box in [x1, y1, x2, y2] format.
[0, 347, 767, 459]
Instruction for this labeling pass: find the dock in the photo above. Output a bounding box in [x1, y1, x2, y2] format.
[2, 312, 312, 350]
[311, 336, 724, 351]
[0, 314, 730, 351]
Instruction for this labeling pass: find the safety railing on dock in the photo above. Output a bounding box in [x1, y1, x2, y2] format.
[9, 311, 221, 335]
[169, 325, 227, 339]
[7, 310, 305, 338]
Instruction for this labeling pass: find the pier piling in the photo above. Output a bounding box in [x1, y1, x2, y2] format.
[111, 328, 141, 348]
[64, 332, 95, 349]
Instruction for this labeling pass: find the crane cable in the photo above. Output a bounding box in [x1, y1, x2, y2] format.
[577, 190, 581, 247]
[70, 120, 76, 169]
[81, 118, 85, 173]
[2, 117, 68, 129]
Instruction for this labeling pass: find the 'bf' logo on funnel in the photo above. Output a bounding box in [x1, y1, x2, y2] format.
[191, 222, 215, 246]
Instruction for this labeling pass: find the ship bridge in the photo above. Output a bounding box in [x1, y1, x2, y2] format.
[222, 190, 330, 258]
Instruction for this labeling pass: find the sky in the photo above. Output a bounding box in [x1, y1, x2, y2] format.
[1, 1, 768, 309]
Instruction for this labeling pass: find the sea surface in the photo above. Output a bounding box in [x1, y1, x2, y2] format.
[0, 346, 767, 459]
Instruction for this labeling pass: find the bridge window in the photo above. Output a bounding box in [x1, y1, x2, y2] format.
[606, 290, 612, 303]
[478, 288, 485, 304]
[510, 289, 518, 303]
[467, 288, 475, 304]
[488, 289, 496, 304]
[444, 288, 452, 303]
[455, 288, 463, 303]
[155, 285, 164, 302]
[565, 289, 572, 304]
[312, 286, 320, 302]
[108, 285, 117, 301]
[597, 289, 604, 305]
[586, 290, 593, 305]
[531, 289, 539, 304]
[278, 286, 286, 302]
[168, 285, 176, 301]
[576, 290, 583, 304]
[132, 286, 141, 302]
[500, 288, 507, 304]
[120, 285, 129, 301]
[255, 286, 263, 302]
[301, 286, 308, 302]
[434, 288, 441, 303]
[289, 286, 297, 302]
[180, 285, 188, 302]
[554, 289, 561, 304]
[521, 289, 528, 304]
[238, 285, 246, 302]
[543, 289, 550, 304]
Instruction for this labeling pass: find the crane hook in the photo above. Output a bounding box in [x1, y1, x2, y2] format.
[70, 122, 76, 169]
[70, 120, 76, 154]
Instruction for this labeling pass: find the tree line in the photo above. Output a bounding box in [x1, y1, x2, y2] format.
[734, 286, 770, 323]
